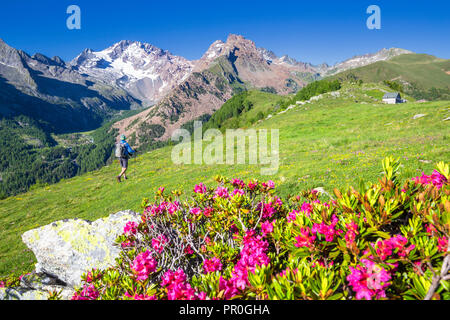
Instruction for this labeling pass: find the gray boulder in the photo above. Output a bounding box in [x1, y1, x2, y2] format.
[22, 210, 140, 288]
[0, 272, 75, 300]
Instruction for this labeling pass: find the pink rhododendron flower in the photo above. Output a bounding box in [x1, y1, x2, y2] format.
[203, 257, 223, 274]
[311, 216, 341, 242]
[72, 283, 99, 300]
[231, 179, 246, 188]
[123, 221, 138, 236]
[167, 201, 181, 215]
[130, 250, 158, 282]
[194, 183, 207, 194]
[152, 234, 168, 254]
[412, 170, 447, 190]
[121, 240, 136, 248]
[294, 227, 316, 248]
[262, 180, 275, 189]
[190, 207, 202, 215]
[161, 269, 203, 300]
[248, 180, 258, 190]
[125, 292, 157, 300]
[184, 245, 194, 255]
[425, 224, 438, 236]
[203, 207, 213, 217]
[371, 235, 415, 261]
[287, 210, 299, 222]
[85, 270, 96, 283]
[438, 237, 448, 252]
[345, 221, 359, 246]
[257, 202, 276, 219]
[232, 189, 245, 197]
[347, 259, 391, 300]
[221, 231, 271, 292]
[219, 276, 240, 300]
[214, 186, 229, 199]
[261, 220, 275, 236]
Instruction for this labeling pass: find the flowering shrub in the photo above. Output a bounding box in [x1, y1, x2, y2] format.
[72, 157, 449, 300]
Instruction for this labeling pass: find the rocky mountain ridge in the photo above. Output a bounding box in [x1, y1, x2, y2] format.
[71, 40, 194, 105]
[111, 35, 413, 145]
[0, 35, 414, 138]
[0, 39, 140, 133]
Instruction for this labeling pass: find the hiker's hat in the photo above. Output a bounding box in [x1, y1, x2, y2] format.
[120, 134, 126, 140]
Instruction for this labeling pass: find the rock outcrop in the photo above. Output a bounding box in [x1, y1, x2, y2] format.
[21, 210, 140, 289]
[0, 272, 75, 300]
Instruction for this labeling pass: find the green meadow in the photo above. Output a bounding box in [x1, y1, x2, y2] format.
[0, 83, 449, 276]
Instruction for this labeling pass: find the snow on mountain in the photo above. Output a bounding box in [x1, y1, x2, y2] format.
[71, 40, 194, 105]
[70, 37, 413, 107]
[324, 48, 414, 76]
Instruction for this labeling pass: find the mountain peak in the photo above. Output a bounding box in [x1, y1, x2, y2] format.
[70, 40, 193, 104]
[226, 34, 246, 43]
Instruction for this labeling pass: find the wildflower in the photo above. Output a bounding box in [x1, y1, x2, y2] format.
[232, 188, 245, 197]
[121, 241, 136, 248]
[194, 183, 207, 194]
[214, 186, 229, 199]
[230, 179, 245, 188]
[161, 269, 198, 300]
[228, 231, 270, 291]
[123, 221, 138, 236]
[190, 207, 202, 215]
[203, 257, 223, 274]
[347, 259, 391, 300]
[312, 220, 339, 242]
[262, 180, 275, 190]
[248, 180, 258, 191]
[219, 276, 240, 300]
[412, 170, 447, 190]
[372, 235, 415, 261]
[184, 245, 194, 255]
[294, 227, 316, 248]
[345, 221, 359, 246]
[130, 250, 158, 282]
[257, 202, 276, 219]
[203, 207, 213, 217]
[437, 237, 448, 252]
[167, 201, 181, 215]
[72, 283, 99, 300]
[287, 210, 299, 222]
[152, 235, 168, 254]
[261, 220, 275, 236]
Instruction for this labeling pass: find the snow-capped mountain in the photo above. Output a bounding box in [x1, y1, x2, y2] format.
[0, 38, 139, 133]
[111, 35, 418, 147]
[71, 40, 194, 105]
[324, 48, 414, 76]
[69, 37, 413, 108]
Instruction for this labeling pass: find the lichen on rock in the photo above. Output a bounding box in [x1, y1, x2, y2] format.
[22, 210, 140, 288]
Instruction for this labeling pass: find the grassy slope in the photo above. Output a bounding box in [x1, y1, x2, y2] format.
[0, 83, 449, 276]
[329, 54, 450, 90]
[207, 90, 282, 129]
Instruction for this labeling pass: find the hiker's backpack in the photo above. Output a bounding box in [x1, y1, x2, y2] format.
[115, 142, 128, 158]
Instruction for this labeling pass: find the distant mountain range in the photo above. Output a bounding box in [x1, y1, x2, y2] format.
[0, 39, 140, 133]
[0, 34, 423, 138]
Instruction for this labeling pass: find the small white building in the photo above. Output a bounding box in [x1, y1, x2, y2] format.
[382, 92, 403, 104]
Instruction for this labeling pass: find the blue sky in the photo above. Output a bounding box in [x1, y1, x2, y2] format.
[0, 0, 448, 65]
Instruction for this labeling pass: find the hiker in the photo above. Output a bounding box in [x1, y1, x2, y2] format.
[115, 134, 136, 183]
